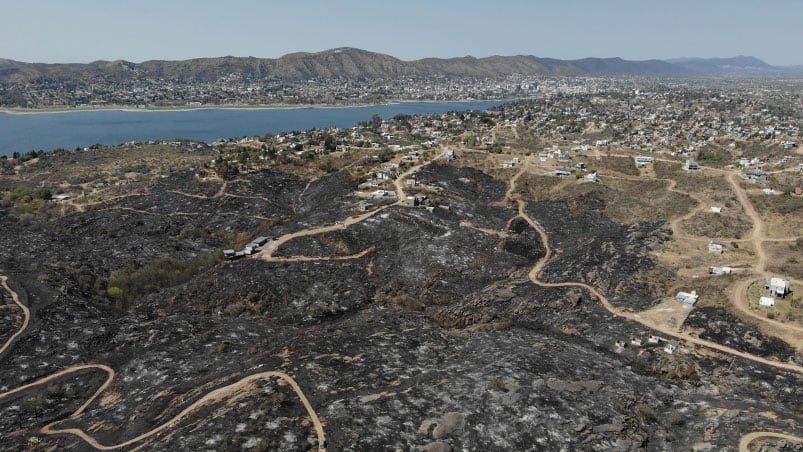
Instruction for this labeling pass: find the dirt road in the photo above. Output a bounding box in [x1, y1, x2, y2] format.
[39, 370, 326, 451]
[502, 158, 803, 373]
[739, 431, 803, 452]
[260, 149, 448, 262]
[0, 276, 29, 356]
[0, 274, 326, 450]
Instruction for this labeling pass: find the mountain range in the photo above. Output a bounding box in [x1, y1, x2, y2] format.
[1, 48, 801, 83]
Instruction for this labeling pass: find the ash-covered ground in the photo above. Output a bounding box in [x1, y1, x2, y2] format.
[0, 160, 800, 451]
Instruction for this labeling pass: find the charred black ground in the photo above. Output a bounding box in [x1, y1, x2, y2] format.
[0, 156, 800, 451]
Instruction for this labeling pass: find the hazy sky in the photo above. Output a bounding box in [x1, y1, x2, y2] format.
[3, 0, 802, 65]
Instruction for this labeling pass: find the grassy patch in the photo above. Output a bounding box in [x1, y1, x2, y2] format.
[106, 251, 223, 310]
[679, 211, 752, 239]
[594, 156, 639, 176]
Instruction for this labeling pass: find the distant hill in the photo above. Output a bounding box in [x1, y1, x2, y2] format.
[664, 56, 798, 76]
[1, 48, 800, 83]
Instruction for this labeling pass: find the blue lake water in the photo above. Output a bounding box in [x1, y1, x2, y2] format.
[0, 101, 502, 156]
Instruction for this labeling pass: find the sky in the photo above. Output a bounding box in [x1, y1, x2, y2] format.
[2, 0, 802, 66]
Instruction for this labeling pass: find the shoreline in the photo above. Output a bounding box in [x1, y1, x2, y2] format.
[0, 98, 516, 116]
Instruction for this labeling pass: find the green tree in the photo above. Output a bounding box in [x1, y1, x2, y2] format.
[34, 187, 52, 200]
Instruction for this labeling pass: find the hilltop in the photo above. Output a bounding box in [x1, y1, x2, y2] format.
[1, 48, 800, 85]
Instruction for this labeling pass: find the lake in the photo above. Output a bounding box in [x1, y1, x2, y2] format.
[0, 101, 502, 156]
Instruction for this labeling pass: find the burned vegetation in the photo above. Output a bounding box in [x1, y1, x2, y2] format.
[0, 145, 800, 452]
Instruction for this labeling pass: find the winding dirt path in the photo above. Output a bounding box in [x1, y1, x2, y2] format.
[0, 275, 327, 450]
[739, 431, 803, 452]
[38, 370, 326, 451]
[503, 157, 803, 373]
[725, 172, 803, 346]
[168, 180, 228, 199]
[0, 364, 115, 416]
[260, 150, 448, 262]
[0, 276, 29, 356]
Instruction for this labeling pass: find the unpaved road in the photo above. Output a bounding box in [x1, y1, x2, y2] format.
[739, 431, 803, 452]
[505, 157, 803, 373]
[0, 275, 327, 450]
[0, 276, 29, 356]
[39, 370, 326, 451]
[260, 150, 448, 262]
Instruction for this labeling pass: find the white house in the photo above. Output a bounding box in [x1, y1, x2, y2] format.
[664, 342, 678, 354]
[676, 290, 699, 307]
[759, 296, 775, 307]
[765, 277, 791, 298]
[710, 206, 722, 213]
[584, 172, 599, 183]
[708, 242, 724, 254]
[709, 266, 732, 275]
[685, 159, 700, 170]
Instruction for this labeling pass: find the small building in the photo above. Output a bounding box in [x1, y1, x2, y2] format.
[575, 162, 587, 170]
[765, 277, 791, 298]
[759, 296, 775, 307]
[647, 335, 663, 344]
[684, 159, 700, 171]
[708, 241, 724, 254]
[401, 196, 418, 207]
[223, 249, 237, 260]
[358, 200, 374, 211]
[710, 206, 722, 213]
[630, 337, 644, 347]
[676, 290, 699, 307]
[584, 172, 599, 183]
[634, 156, 653, 166]
[743, 169, 767, 184]
[370, 190, 389, 199]
[664, 341, 679, 354]
[708, 266, 732, 275]
[53, 194, 71, 203]
[554, 168, 572, 177]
